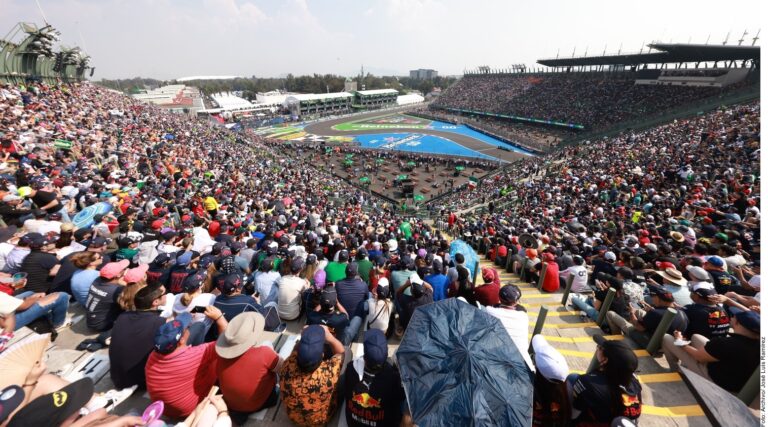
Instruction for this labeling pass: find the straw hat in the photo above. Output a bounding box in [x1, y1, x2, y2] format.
[215, 312, 266, 359]
[657, 268, 687, 286]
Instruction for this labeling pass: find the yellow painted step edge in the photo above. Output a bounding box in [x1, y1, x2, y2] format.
[568, 371, 683, 384]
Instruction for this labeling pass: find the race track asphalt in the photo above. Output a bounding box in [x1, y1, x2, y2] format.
[304, 110, 529, 163]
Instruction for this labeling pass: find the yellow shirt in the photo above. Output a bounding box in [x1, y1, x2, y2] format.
[203, 197, 219, 211]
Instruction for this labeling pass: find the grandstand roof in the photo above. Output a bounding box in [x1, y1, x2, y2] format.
[537, 43, 760, 67]
[356, 89, 398, 96]
[286, 92, 353, 101]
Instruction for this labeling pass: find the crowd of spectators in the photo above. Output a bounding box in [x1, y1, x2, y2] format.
[0, 77, 760, 427]
[433, 72, 752, 129]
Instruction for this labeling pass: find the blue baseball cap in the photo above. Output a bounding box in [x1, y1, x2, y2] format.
[181, 271, 206, 293]
[363, 329, 387, 366]
[500, 284, 522, 303]
[735, 311, 760, 333]
[154, 312, 192, 354]
[297, 325, 325, 369]
[176, 251, 193, 266]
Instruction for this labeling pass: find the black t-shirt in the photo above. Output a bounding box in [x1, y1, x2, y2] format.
[20, 250, 58, 293]
[682, 304, 730, 339]
[146, 266, 170, 288]
[306, 310, 349, 338]
[109, 310, 165, 389]
[709, 270, 739, 294]
[343, 361, 405, 427]
[705, 334, 760, 392]
[32, 190, 61, 213]
[397, 290, 433, 329]
[85, 279, 124, 331]
[50, 252, 77, 294]
[640, 307, 688, 335]
[572, 372, 642, 425]
[214, 294, 261, 322]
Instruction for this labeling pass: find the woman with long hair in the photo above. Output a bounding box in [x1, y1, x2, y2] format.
[69, 251, 103, 306]
[566, 336, 642, 426]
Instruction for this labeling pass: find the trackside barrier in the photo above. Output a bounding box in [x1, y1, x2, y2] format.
[737, 367, 760, 406]
[596, 288, 616, 325]
[561, 274, 575, 306]
[531, 306, 549, 338]
[536, 262, 548, 291]
[646, 308, 677, 354]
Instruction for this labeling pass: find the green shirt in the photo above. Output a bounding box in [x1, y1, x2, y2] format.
[325, 262, 348, 283]
[399, 222, 412, 240]
[356, 259, 374, 286]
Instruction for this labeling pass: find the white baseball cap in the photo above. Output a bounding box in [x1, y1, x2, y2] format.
[532, 335, 569, 382]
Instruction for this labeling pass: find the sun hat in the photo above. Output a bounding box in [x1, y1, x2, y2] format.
[215, 312, 266, 359]
[657, 268, 687, 286]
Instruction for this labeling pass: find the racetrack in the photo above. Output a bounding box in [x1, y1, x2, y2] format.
[304, 110, 530, 163]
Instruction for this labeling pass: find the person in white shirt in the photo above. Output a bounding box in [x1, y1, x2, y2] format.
[484, 284, 534, 371]
[562, 255, 590, 293]
[172, 271, 216, 343]
[277, 257, 310, 320]
[23, 209, 61, 235]
[366, 278, 394, 335]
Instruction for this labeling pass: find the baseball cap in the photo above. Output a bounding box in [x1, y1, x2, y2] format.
[408, 272, 424, 295]
[0, 293, 23, 315]
[345, 262, 359, 277]
[604, 251, 616, 261]
[220, 273, 244, 294]
[363, 329, 388, 366]
[290, 256, 305, 273]
[297, 325, 326, 370]
[735, 311, 760, 333]
[499, 284, 522, 304]
[182, 271, 206, 293]
[685, 265, 711, 282]
[320, 287, 337, 309]
[337, 250, 349, 262]
[692, 285, 716, 297]
[647, 284, 675, 302]
[86, 236, 108, 248]
[123, 264, 149, 284]
[531, 335, 569, 382]
[7, 378, 94, 427]
[215, 312, 266, 359]
[481, 267, 496, 282]
[593, 335, 638, 373]
[705, 256, 725, 268]
[176, 251, 193, 266]
[154, 312, 193, 354]
[100, 260, 130, 279]
[152, 253, 173, 266]
[387, 239, 398, 251]
[0, 385, 24, 423]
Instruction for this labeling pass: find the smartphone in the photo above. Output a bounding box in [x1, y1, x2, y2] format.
[629, 301, 642, 310]
[190, 306, 207, 314]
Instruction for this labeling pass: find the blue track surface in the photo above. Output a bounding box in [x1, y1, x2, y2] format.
[354, 133, 499, 161]
[427, 121, 534, 156]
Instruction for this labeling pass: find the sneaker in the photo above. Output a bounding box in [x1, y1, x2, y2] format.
[85, 385, 138, 413]
[55, 316, 74, 331]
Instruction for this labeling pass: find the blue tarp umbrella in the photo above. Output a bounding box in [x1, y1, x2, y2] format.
[396, 299, 534, 426]
[449, 239, 478, 279]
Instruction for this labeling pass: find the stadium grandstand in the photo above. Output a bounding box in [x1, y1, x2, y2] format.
[0, 22, 93, 84]
[131, 84, 205, 113]
[431, 43, 760, 152]
[284, 91, 353, 117]
[354, 88, 398, 109]
[0, 19, 762, 427]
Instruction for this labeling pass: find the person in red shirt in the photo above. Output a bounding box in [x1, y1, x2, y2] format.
[215, 312, 281, 422]
[474, 267, 501, 306]
[540, 252, 561, 293]
[145, 307, 228, 418]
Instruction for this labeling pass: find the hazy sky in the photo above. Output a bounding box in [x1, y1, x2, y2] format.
[0, 0, 762, 80]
